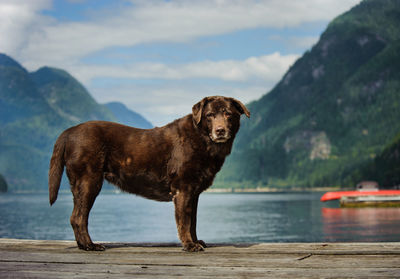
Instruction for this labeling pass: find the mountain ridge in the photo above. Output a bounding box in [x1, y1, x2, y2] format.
[216, 0, 400, 188]
[31, 66, 116, 123]
[0, 53, 153, 191]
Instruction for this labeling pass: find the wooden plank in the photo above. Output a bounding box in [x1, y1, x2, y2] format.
[2, 250, 400, 269]
[0, 239, 400, 278]
[3, 239, 400, 254]
[1, 262, 400, 279]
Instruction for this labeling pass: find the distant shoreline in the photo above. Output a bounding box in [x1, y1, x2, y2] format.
[6, 187, 344, 195]
[205, 187, 343, 193]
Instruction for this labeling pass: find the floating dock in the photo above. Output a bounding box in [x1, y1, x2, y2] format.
[1, 238, 400, 278]
[340, 195, 400, 207]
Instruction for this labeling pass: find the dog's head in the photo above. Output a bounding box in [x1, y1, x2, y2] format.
[192, 96, 250, 143]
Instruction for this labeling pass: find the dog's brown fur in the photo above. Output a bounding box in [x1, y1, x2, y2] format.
[49, 96, 250, 252]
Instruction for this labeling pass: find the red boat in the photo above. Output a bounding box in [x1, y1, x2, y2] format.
[320, 181, 400, 202]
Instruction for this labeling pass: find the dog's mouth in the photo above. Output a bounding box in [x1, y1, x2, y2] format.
[209, 133, 231, 143]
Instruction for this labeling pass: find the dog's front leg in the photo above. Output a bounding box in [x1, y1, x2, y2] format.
[190, 194, 207, 248]
[173, 190, 204, 252]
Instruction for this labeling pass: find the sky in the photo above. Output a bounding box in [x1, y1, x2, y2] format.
[0, 0, 361, 126]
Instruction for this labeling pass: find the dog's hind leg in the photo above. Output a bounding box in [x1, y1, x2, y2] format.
[70, 174, 104, 251]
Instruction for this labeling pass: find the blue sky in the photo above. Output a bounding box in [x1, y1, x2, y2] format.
[0, 0, 360, 126]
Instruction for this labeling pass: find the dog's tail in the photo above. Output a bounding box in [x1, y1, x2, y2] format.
[49, 132, 67, 206]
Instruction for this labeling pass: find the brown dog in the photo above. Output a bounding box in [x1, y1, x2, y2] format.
[49, 96, 250, 252]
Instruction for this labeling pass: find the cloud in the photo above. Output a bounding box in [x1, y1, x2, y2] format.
[178, 53, 299, 82]
[0, 0, 51, 56]
[70, 52, 299, 85]
[73, 52, 298, 125]
[83, 52, 298, 125]
[1, 0, 360, 69]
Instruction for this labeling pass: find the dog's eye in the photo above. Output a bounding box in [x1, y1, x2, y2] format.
[224, 111, 232, 117]
[206, 113, 214, 118]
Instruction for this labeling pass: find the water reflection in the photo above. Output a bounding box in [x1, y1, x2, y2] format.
[322, 207, 400, 242]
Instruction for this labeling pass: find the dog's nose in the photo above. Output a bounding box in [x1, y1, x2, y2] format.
[216, 127, 226, 137]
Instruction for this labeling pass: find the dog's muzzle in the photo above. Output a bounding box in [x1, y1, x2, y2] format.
[210, 127, 230, 143]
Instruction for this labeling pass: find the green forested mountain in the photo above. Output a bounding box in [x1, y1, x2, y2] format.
[0, 54, 71, 191]
[216, 0, 400, 188]
[351, 132, 400, 188]
[0, 54, 151, 191]
[31, 67, 116, 123]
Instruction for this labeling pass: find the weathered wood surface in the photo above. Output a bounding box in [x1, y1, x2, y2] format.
[1, 239, 400, 278]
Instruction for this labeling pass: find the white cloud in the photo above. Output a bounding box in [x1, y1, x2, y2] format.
[0, 0, 51, 56]
[84, 52, 298, 125]
[69, 52, 299, 84]
[78, 52, 298, 125]
[1, 0, 360, 69]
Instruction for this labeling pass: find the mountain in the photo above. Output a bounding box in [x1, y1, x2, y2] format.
[0, 53, 152, 191]
[0, 55, 55, 126]
[350, 132, 400, 188]
[0, 54, 68, 190]
[105, 102, 152, 129]
[216, 0, 400, 188]
[31, 67, 116, 123]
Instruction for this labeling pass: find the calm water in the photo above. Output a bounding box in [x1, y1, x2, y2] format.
[0, 192, 399, 243]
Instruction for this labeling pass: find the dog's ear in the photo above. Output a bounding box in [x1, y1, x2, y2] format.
[192, 97, 208, 125]
[230, 98, 250, 118]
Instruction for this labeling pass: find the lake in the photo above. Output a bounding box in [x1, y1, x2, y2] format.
[0, 192, 399, 243]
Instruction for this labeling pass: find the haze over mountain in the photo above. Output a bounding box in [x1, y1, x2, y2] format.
[216, 0, 400, 188]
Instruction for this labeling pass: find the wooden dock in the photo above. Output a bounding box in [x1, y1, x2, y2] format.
[1, 239, 400, 278]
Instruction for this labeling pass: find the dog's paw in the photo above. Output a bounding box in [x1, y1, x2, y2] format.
[91, 243, 106, 251]
[79, 243, 106, 251]
[196, 240, 207, 248]
[183, 242, 205, 252]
